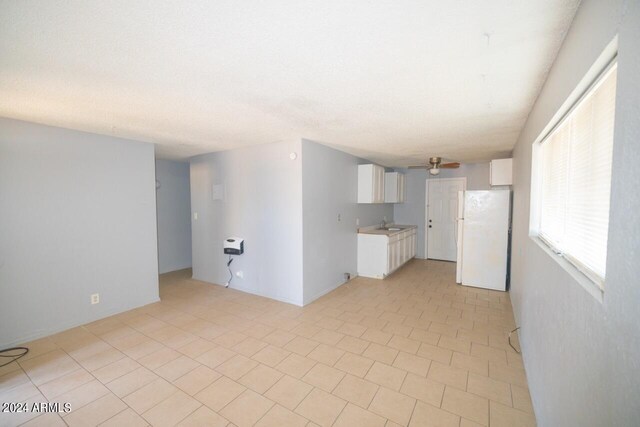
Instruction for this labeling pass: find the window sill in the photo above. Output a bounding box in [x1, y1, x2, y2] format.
[529, 235, 604, 303]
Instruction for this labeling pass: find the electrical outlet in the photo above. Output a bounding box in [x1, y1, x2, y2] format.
[236, 271, 244, 279]
[356, 218, 360, 226]
[91, 294, 100, 305]
[337, 213, 341, 222]
[193, 212, 198, 220]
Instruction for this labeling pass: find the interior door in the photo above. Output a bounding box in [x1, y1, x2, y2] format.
[427, 178, 466, 261]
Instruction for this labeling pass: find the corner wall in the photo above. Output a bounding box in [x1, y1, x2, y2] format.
[301, 140, 394, 304]
[510, 0, 640, 425]
[156, 159, 192, 274]
[0, 118, 159, 347]
[190, 140, 304, 305]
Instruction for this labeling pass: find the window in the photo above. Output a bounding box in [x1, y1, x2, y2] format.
[536, 60, 617, 289]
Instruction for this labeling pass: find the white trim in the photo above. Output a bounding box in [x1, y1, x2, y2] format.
[302, 279, 351, 306]
[530, 36, 618, 147]
[538, 233, 605, 288]
[425, 177, 467, 260]
[535, 57, 617, 147]
[193, 275, 304, 306]
[528, 40, 617, 300]
[530, 42, 618, 234]
[0, 297, 161, 348]
[531, 236, 603, 303]
[531, 61, 616, 289]
[221, 283, 304, 306]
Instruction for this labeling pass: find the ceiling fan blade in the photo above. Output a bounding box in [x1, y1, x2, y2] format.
[439, 162, 460, 169]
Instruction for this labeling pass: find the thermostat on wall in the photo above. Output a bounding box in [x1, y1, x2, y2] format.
[224, 237, 244, 255]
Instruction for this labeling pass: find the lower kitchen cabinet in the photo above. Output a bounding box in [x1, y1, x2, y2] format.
[357, 227, 417, 279]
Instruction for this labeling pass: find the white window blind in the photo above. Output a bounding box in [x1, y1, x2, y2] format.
[538, 62, 617, 287]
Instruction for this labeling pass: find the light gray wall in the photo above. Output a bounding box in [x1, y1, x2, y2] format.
[301, 140, 394, 304]
[156, 159, 192, 274]
[510, 0, 640, 425]
[190, 140, 304, 305]
[394, 162, 494, 258]
[435, 162, 493, 190]
[0, 118, 159, 348]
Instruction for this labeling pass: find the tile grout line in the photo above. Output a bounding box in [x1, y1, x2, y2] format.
[9, 261, 531, 426]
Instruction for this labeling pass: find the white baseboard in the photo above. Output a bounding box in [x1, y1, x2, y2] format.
[191, 275, 303, 307]
[1, 296, 161, 349]
[303, 280, 347, 306]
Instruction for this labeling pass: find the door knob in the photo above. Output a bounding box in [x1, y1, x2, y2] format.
[428, 225, 432, 228]
[429, 219, 432, 222]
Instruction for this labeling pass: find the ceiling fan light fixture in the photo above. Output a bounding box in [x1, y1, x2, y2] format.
[430, 168, 440, 176]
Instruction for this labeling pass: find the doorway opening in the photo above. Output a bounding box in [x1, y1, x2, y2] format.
[155, 159, 193, 296]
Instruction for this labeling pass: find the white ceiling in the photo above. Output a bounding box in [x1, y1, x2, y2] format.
[0, 1, 579, 165]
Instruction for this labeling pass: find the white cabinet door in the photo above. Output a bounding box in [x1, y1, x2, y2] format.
[358, 228, 417, 278]
[405, 232, 411, 261]
[413, 232, 417, 257]
[358, 234, 389, 278]
[375, 166, 385, 203]
[384, 172, 397, 203]
[384, 238, 393, 275]
[490, 159, 513, 186]
[384, 172, 405, 203]
[359, 164, 386, 203]
[392, 240, 399, 272]
[411, 231, 417, 257]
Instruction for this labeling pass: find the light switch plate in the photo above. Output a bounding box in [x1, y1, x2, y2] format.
[212, 183, 224, 200]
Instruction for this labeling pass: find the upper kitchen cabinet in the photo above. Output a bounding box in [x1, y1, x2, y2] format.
[384, 172, 405, 203]
[358, 164, 385, 203]
[490, 158, 513, 186]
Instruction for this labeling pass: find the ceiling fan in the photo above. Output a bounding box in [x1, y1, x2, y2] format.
[409, 157, 460, 175]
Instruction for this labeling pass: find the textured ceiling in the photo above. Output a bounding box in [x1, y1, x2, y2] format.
[0, 1, 579, 165]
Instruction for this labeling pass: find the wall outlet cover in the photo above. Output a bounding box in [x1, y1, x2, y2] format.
[91, 294, 100, 305]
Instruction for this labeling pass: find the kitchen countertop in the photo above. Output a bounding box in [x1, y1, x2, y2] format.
[357, 224, 417, 236]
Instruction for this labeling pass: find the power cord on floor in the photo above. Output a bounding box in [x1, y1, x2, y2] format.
[225, 255, 233, 288]
[0, 347, 29, 367]
[509, 327, 521, 354]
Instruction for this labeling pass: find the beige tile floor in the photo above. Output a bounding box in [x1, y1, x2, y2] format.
[0, 260, 536, 427]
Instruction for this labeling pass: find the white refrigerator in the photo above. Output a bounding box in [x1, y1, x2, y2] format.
[456, 190, 511, 291]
